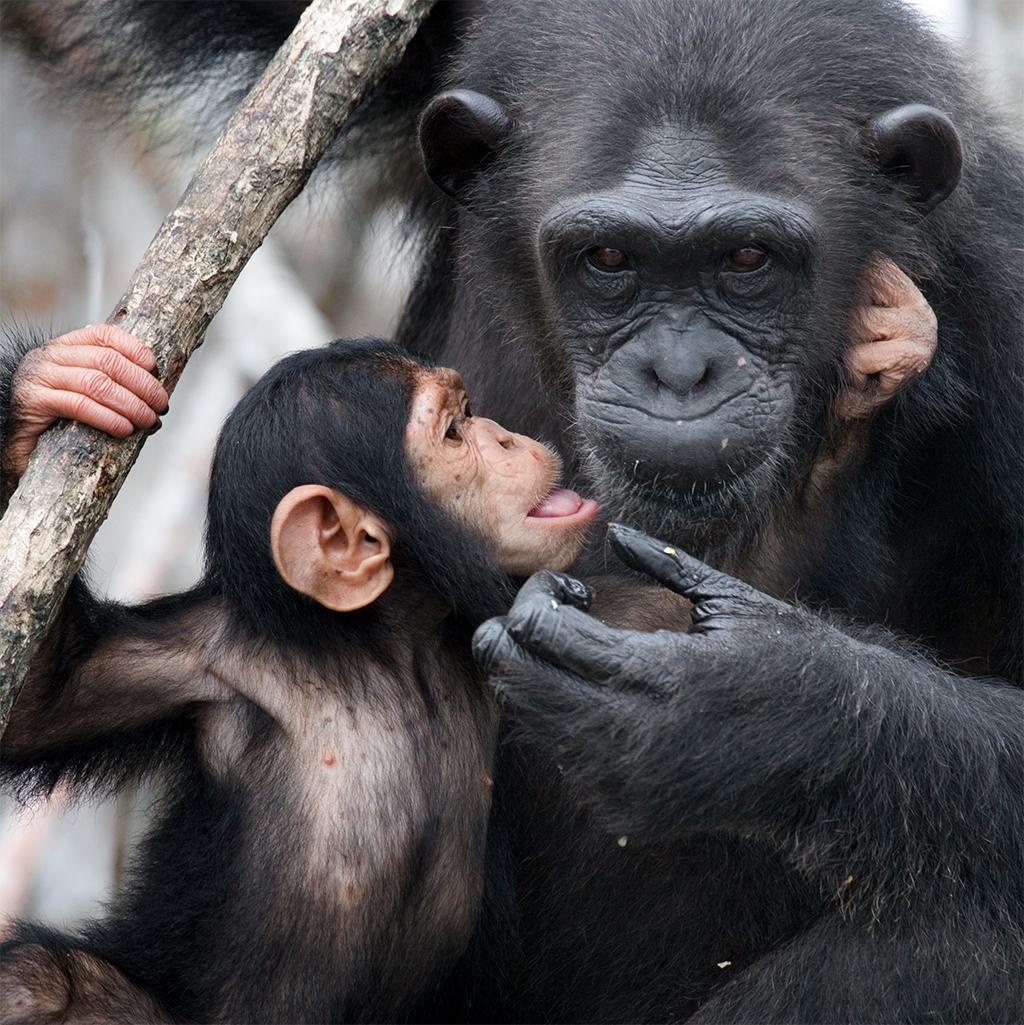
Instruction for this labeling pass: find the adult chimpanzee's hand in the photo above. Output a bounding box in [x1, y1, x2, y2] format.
[473, 522, 860, 840]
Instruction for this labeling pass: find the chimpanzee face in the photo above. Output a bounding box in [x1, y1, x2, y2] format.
[266, 349, 599, 621]
[406, 368, 598, 575]
[535, 128, 819, 531]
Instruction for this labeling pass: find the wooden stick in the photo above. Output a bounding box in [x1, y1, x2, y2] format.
[0, 0, 433, 722]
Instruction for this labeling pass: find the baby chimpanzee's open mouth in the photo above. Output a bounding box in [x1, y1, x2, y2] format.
[527, 487, 598, 520]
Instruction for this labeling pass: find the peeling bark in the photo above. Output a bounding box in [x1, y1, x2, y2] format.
[0, 0, 433, 723]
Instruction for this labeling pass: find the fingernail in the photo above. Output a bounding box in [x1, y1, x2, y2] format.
[565, 577, 593, 607]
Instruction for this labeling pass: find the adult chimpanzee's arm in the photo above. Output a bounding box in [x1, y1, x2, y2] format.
[2, 578, 230, 797]
[473, 527, 1024, 916]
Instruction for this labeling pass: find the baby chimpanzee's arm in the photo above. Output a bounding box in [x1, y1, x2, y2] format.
[2, 579, 230, 797]
[0, 325, 216, 793]
[0, 939, 179, 1025]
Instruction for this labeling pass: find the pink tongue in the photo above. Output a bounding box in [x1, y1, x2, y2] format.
[528, 487, 584, 518]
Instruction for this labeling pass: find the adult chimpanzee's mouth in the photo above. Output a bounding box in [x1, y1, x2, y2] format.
[527, 487, 600, 523]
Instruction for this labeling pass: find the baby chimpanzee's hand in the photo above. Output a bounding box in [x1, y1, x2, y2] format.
[839, 256, 937, 419]
[5, 324, 169, 480]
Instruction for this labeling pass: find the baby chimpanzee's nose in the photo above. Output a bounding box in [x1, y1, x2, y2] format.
[479, 418, 518, 450]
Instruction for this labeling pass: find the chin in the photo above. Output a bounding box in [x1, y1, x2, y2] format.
[582, 445, 792, 555]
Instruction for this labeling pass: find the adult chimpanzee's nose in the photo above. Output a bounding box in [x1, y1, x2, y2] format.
[628, 324, 734, 412]
[648, 337, 713, 398]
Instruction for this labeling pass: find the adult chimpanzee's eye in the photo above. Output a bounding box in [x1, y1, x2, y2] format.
[725, 245, 769, 272]
[586, 246, 628, 271]
[445, 418, 465, 443]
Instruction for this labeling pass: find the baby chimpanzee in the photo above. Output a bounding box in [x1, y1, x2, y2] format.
[0, 339, 597, 1025]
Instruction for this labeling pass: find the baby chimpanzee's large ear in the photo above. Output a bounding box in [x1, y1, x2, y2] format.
[270, 486, 394, 611]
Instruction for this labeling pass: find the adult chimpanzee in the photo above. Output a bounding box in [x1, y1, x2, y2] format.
[0, 337, 598, 1024]
[5, 0, 1023, 1021]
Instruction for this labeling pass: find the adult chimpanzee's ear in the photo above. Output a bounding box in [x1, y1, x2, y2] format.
[270, 486, 394, 612]
[419, 90, 512, 204]
[860, 104, 963, 214]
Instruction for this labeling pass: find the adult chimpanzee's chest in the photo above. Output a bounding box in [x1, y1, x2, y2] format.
[503, 742, 821, 1023]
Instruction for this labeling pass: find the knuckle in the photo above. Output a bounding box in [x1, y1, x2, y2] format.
[509, 599, 550, 638]
[535, 569, 562, 591]
[16, 348, 46, 381]
[473, 629, 507, 670]
[92, 322, 118, 344]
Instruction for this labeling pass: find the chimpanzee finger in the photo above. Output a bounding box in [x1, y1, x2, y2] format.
[504, 593, 674, 687]
[861, 255, 914, 308]
[510, 570, 594, 611]
[43, 346, 169, 414]
[608, 523, 780, 613]
[473, 617, 518, 673]
[472, 618, 631, 718]
[849, 337, 931, 401]
[38, 389, 136, 438]
[55, 324, 158, 371]
[36, 366, 160, 430]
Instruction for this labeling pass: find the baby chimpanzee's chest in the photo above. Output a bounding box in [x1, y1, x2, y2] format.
[204, 660, 499, 978]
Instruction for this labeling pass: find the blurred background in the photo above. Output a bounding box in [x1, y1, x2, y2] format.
[1, 0, 1021, 936]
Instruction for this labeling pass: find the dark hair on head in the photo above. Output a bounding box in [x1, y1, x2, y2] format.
[204, 338, 510, 649]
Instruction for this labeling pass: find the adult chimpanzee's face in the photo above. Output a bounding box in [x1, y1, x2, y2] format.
[405, 368, 599, 575]
[420, 88, 960, 546]
[534, 129, 818, 534]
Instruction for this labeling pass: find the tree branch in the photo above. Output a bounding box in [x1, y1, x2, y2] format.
[0, 0, 433, 722]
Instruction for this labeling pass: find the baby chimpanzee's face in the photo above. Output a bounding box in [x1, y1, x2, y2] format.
[405, 368, 598, 575]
